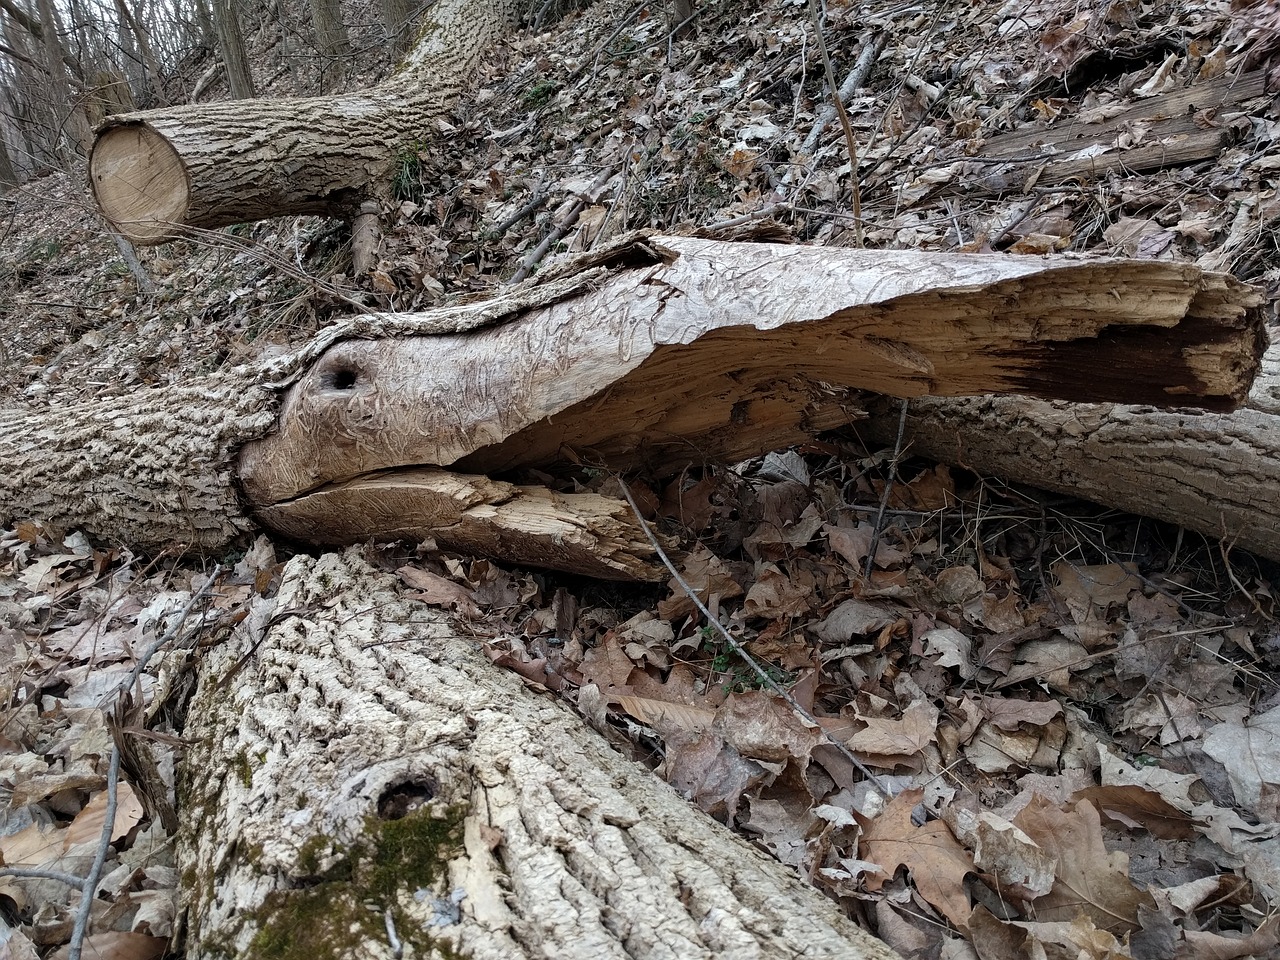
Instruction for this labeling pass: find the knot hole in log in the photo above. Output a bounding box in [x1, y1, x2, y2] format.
[377, 778, 439, 820]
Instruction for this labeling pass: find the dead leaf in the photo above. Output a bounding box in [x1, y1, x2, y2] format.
[859, 788, 975, 929]
[1013, 795, 1155, 933]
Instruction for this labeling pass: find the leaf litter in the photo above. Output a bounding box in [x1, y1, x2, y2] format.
[2, 0, 1279, 955]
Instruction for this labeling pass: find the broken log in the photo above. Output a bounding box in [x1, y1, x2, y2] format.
[861, 338, 1280, 560]
[88, 0, 521, 243]
[0, 237, 1264, 574]
[180, 549, 903, 960]
[238, 235, 1262, 505]
[954, 70, 1269, 197]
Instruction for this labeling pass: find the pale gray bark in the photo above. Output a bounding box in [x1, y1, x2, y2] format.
[861, 341, 1280, 560]
[210, 0, 255, 99]
[179, 549, 902, 960]
[0, 374, 274, 550]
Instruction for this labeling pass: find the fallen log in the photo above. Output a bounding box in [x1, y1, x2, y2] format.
[0, 237, 1263, 575]
[88, 0, 521, 244]
[861, 339, 1280, 560]
[180, 549, 903, 959]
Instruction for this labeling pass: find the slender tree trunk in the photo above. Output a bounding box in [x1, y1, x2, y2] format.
[307, 0, 349, 64]
[113, 0, 165, 106]
[0, 128, 14, 186]
[380, 0, 415, 54]
[36, 0, 92, 157]
[211, 0, 255, 98]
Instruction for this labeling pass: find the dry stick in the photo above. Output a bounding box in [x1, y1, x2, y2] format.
[104, 226, 155, 295]
[508, 164, 618, 284]
[864, 399, 911, 582]
[67, 741, 119, 960]
[805, 0, 866, 246]
[0, 867, 86, 887]
[618, 479, 893, 804]
[485, 189, 549, 239]
[63, 568, 226, 960]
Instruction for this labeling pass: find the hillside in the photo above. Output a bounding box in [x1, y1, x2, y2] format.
[1, 0, 1278, 957]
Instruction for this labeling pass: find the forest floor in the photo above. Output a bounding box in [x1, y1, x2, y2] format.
[2, 0, 1279, 957]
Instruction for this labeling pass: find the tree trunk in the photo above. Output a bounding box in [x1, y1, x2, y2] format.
[0, 237, 1265, 570]
[178, 549, 902, 959]
[380, 0, 415, 54]
[307, 0, 350, 69]
[860, 339, 1280, 560]
[36, 0, 92, 158]
[210, 0, 255, 99]
[89, 0, 521, 243]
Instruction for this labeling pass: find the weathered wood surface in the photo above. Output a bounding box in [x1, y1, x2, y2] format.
[862, 337, 1280, 559]
[239, 235, 1263, 508]
[0, 237, 1265, 573]
[954, 70, 1268, 197]
[255, 468, 671, 580]
[89, 0, 522, 242]
[180, 549, 902, 959]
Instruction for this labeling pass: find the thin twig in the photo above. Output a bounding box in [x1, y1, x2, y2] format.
[67, 742, 119, 960]
[618, 479, 892, 803]
[485, 189, 549, 239]
[0, 867, 86, 888]
[805, 0, 866, 245]
[865, 399, 910, 581]
[508, 164, 617, 284]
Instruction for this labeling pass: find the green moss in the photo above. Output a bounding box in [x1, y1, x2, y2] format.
[520, 79, 560, 108]
[246, 804, 468, 959]
[233, 751, 254, 789]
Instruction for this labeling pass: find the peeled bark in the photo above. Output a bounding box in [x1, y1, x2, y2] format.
[0, 238, 1266, 571]
[179, 549, 902, 960]
[861, 339, 1280, 560]
[88, 0, 522, 243]
[238, 237, 1263, 505]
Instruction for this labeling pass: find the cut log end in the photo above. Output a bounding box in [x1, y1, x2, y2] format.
[89, 123, 189, 244]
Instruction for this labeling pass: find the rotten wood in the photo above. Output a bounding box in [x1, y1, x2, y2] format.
[958, 70, 1268, 196]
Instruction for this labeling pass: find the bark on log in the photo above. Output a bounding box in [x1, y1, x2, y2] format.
[88, 0, 521, 243]
[0, 237, 1265, 573]
[860, 337, 1280, 560]
[238, 236, 1263, 507]
[180, 549, 902, 960]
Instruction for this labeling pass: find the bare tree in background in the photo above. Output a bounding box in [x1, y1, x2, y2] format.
[211, 0, 255, 98]
[380, 0, 415, 53]
[308, 0, 349, 69]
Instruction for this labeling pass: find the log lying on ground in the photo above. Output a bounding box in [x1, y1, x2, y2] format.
[88, 0, 521, 243]
[256, 467, 671, 580]
[861, 339, 1280, 560]
[238, 234, 1262, 504]
[181, 549, 903, 960]
[0, 237, 1264, 574]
